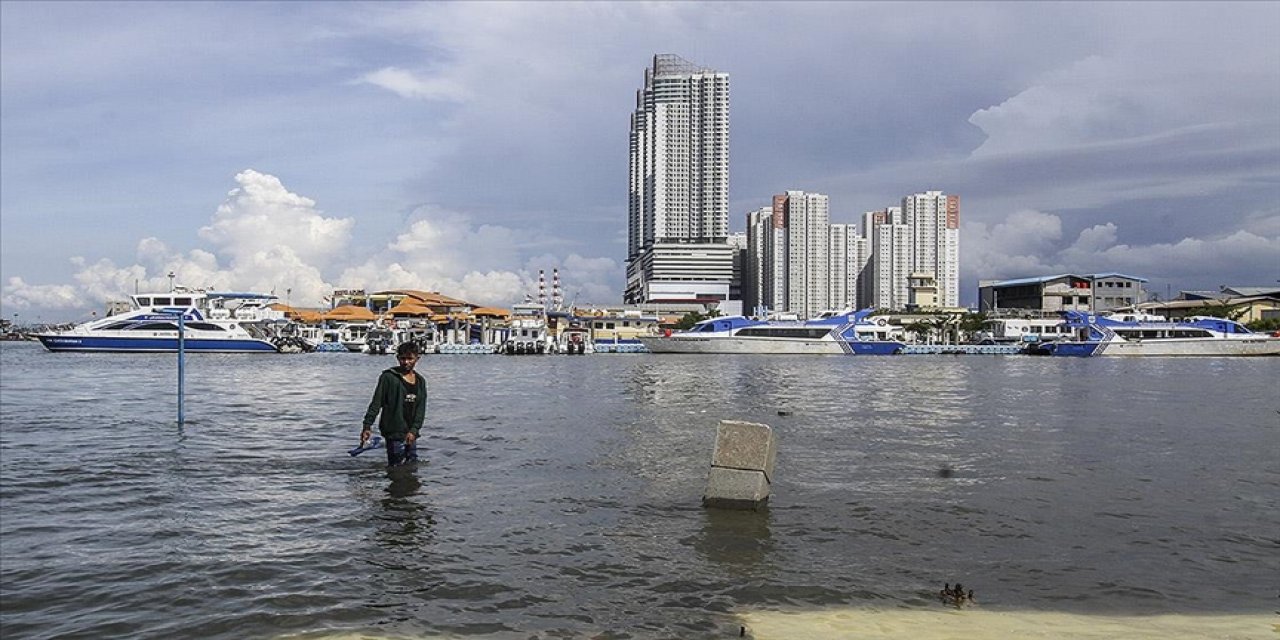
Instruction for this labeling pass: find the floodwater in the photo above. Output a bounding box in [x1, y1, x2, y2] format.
[1, 342, 1276, 639]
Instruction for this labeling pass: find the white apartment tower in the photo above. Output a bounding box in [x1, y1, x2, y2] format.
[746, 192, 959, 315]
[902, 191, 960, 308]
[743, 207, 772, 315]
[872, 220, 912, 310]
[626, 54, 731, 304]
[746, 191, 854, 318]
[829, 223, 870, 310]
[780, 191, 831, 318]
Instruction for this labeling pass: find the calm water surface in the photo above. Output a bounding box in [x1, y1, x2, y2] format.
[1, 342, 1277, 639]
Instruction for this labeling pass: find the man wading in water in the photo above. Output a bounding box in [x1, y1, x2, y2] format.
[360, 341, 427, 465]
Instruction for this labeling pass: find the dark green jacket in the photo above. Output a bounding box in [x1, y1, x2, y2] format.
[362, 367, 427, 439]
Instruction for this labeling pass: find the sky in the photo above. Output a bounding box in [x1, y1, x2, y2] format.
[2, 1, 1278, 322]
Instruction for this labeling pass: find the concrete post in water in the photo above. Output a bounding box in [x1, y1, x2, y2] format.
[703, 420, 776, 510]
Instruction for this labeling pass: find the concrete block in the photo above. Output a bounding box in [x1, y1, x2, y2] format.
[711, 420, 777, 482]
[703, 467, 770, 510]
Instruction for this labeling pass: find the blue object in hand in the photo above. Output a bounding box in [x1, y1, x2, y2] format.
[349, 436, 384, 457]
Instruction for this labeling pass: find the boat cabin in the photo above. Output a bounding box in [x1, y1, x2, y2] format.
[978, 318, 1072, 344]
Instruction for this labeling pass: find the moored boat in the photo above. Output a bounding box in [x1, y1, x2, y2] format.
[35, 289, 282, 353]
[639, 309, 906, 355]
[501, 303, 549, 355]
[1044, 311, 1280, 357]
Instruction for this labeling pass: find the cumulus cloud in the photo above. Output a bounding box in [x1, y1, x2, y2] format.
[339, 206, 623, 306]
[199, 169, 353, 265]
[2, 170, 621, 318]
[9, 166, 1269, 317]
[962, 209, 1280, 292]
[2, 277, 81, 311]
[961, 209, 1064, 280]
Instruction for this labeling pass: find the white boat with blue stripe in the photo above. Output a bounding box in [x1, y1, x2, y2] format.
[36, 289, 283, 353]
[1044, 311, 1280, 357]
[638, 309, 906, 355]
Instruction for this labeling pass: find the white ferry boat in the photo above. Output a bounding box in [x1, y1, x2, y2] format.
[1045, 311, 1280, 357]
[35, 289, 282, 353]
[639, 309, 906, 355]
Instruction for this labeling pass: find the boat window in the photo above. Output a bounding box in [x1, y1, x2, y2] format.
[101, 321, 135, 330]
[136, 297, 150, 306]
[173, 297, 192, 306]
[131, 322, 178, 331]
[185, 322, 225, 331]
[152, 297, 172, 306]
[736, 327, 832, 339]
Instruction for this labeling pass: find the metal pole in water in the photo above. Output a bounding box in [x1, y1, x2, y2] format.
[177, 313, 185, 425]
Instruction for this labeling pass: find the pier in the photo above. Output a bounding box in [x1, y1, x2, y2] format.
[900, 344, 1023, 355]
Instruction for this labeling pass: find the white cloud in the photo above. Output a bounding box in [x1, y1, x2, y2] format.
[961, 209, 1065, 280]
[1, 277, 81, 311]
[199, 169, 354, 266]
[357, 66, 472, 102]
[339, 206, 622, 307]
[1067, 229, 1280, 283]
[962, 209, 1280, 290]
[1, 170, 625, 318]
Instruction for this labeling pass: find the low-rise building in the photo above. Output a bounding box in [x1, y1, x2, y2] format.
[978, 273, 1147, 314]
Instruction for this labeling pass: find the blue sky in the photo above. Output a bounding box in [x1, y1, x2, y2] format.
[2, 2, 1277, 321]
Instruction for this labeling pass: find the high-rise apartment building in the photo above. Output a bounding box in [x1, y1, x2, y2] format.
[901, 191, 960, 308]
[746, 191, 868, 318]
[626, 54, 731, 304]
[780, 191, 831, 318]
[871, 221, 912, 309]
[829, 223, 870, 310]
[743, 207, 772, 315]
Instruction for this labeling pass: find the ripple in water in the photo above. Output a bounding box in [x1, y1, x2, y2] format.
[1, 344, 1277, 638]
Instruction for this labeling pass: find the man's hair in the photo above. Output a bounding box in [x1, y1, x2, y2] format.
[396, 342, 420, 358]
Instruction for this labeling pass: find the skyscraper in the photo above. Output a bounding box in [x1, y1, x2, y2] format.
[901, 191, 960, 308]
[781, 191, 831, 318]
[871, 217, 911, 310]
[828, 223, 870, 310]
[626, 54, 731, 304]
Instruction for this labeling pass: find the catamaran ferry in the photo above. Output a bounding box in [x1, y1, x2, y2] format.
[1044, 311, 1280, 357]
[638, 309, 906, 355]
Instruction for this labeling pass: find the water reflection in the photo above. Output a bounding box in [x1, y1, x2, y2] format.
[691, 506, 775, 573]
[374, 466, 435, 550]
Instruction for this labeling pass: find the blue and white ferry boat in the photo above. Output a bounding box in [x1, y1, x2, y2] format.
[1044, 311, 1280, 357]
[35, 288, 283, 353]
[638, 309, 906, 355]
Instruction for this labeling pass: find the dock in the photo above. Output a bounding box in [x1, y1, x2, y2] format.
[900, 344, 1023, 355]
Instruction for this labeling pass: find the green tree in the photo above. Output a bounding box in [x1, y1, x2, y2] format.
[1184, 302, 1247, 321]
[1246, 317, 1280, 333]
[675, 311, 708, 330]
[903, 321, 933, 344]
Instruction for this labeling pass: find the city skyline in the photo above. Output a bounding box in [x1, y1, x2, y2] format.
[2, 2, 1278, 321]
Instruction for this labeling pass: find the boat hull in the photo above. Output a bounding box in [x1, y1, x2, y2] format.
[37, 334, 278, 353]
[640, 335, 878, 355]
[1051, 337, 1280, 357]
